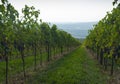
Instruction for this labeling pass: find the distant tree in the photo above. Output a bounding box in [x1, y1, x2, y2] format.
[51, 24, 58, 57]
[40, 22, 51, 62]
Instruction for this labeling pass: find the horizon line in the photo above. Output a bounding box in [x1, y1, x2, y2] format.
[47, 21, 98, 23]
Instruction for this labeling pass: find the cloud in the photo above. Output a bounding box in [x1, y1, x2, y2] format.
[9, 0, 114, 22]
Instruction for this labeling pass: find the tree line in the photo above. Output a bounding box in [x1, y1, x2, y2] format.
[85, 1, 120, 75]
[0, 0, 80, 83]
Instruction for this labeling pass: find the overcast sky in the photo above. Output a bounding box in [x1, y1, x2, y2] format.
[8, 0, 116, 22]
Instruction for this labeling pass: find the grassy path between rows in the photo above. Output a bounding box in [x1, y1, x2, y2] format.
[27, 46, 109, 84]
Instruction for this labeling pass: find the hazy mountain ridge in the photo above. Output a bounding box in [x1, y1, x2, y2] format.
[55, 22, 97, 38]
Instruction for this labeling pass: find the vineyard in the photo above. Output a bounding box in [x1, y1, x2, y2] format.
[85, 0, 120, 75]
[0, 0, 80, 83]
[0, 0, 120, 84]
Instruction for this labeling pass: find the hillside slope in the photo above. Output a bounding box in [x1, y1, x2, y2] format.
[56, 22, 97, 38]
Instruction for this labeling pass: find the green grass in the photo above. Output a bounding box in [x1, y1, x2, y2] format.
[27, 46, 108, 84]
[0, 48, 67, 83]
[0, 52, 48, 83]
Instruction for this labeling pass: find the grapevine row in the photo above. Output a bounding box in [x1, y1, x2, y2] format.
[85, 2, 120, 75]
[0, 0, 80, 83]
